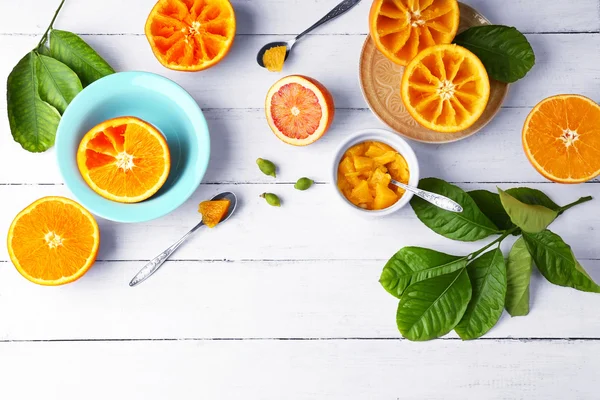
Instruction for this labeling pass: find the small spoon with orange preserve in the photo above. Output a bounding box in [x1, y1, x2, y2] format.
[257, 0, 362, 72]
[129, 192, 237, 287]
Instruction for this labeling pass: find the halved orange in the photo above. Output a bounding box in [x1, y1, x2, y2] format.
[265, 75, 335, 146]
[523, 95, 600, 183]
[369, 0, 460, 66]
[145, 0, 236, 71]
[400, 44, 490, 133]
[77, 116, 171, 203]
[7, 197, 100, 286]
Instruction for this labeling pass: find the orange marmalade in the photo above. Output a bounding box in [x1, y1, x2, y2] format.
[337, 141, 410, 210]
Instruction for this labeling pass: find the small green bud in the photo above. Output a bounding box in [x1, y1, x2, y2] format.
[294, 177, 314, 191]
[260, 193, 281, 207]
[256, 158, 276, 177]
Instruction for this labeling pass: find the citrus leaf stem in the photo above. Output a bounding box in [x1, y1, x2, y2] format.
[468, 227, 518, 261]
[37, 0, 67, 49]
[558, 196, 593, 214]
[467, 195, 591, 261]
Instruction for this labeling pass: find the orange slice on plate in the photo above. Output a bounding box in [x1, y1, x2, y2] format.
[145, 0, 236, 71]
[369, 0, 460, 66]
[400, 44, 490, 133]
[523, 94, 600, 183]
[7, 196, 100, 286]
[265, 75, 335, 146]
[77, 116, 171, 203]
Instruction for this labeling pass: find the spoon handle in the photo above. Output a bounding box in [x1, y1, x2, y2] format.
[296, 0, 362, 40]
[129, 221, 205, 287]
[391, 179, 464, 213]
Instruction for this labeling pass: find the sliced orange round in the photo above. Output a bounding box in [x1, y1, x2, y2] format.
[400, 44, 490, 133]
[145, 0, 236, 71]
[369, 0, 460, 66]
[265, 75, 335, 146]
[7, 197, 100, 286]
[77, 116, 171, 203]
[523, 95, 600, 183]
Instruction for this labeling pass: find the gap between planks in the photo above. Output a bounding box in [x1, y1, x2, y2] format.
[2, 258, 600, 263]
[1, 337, 600, 344]
[2, 181, 600, 186]
[0, 107, 540, 112]
[0, 32, 598, 37]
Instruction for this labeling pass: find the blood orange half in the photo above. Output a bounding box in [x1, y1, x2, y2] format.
[265, 75, 335, 146]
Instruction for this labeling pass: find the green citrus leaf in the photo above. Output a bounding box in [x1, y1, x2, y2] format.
[411, 178, 501, 242]
[49, 29, 115, 87]
[38, 44, 52, 56]
[36, 53, 82, 114]
[468, 190, 514, 231]
[499, 189, 557, 233]
[455, 248, 507, 340]
[7, 51, 61, 153]
[523, 230, 600, 293]
[505, 237, 532, 317]
[396, 269, 472, 341]
[380, 247, 467, 298]
[453, 25, 535, 83]
[505, 187, 560, 211]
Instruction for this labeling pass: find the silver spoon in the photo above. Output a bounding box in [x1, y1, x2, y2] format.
[129, 192, 238, 287]
[257, 0, 362, 68]
[391, 179, 463, 213]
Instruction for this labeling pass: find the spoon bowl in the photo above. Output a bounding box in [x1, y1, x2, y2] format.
[210, 191, 238, 222]
[257, 41, 291, 68]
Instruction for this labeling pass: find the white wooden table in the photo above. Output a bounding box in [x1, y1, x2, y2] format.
[1, 1, 600, 398]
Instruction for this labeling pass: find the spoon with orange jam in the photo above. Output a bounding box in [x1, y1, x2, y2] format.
[257, 0, 362, 71]
[129, 192, 237, 287]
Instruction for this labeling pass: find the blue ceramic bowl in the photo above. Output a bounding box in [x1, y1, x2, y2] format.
[56, 71, 210, 223]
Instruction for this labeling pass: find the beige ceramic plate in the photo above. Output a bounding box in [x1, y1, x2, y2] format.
[359, 3, 509, 144]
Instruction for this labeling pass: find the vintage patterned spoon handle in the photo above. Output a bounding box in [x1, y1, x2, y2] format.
[296, 0, 362, 41]
[129, 221, 205, 287]
[391, 179, 463, 213]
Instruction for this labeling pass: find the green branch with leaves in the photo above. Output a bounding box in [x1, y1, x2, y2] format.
[380, 178, 597, 341]
[6, 0, 115, 153]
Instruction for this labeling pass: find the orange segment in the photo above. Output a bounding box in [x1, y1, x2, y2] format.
[400, 44, 490, 133]
[145, 0, 236, 71]
[77, 116, 171, 203]
[369, 0, 460, 66]
[263, 45, 287, 72]
[7, 197, 100, 286]
[199, 199, 231, 228]
[337, 141, 410, 210]
[265, 75, 335, 146]
[523, 95, 600, 183]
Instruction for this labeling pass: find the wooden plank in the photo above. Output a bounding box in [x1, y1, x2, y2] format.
[0, 259, 598, 340]
[1, 33, 600, 111]
[1, 183, 598, 262]
[0, 0, 597, 35]
[1, 339, 599, 399]
[0, 107, 560, 185]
